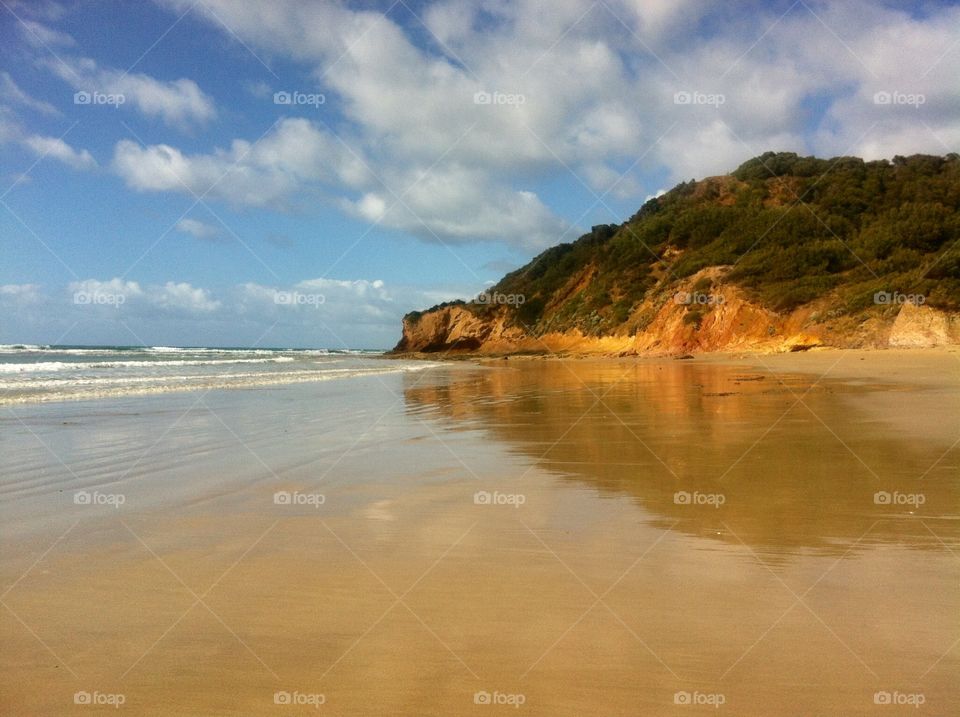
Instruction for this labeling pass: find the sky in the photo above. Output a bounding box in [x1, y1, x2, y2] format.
[1, 0, 958, 349]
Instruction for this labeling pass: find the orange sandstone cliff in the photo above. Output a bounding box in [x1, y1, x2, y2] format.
[393, 152, 960, 356]
[393, 272, 960, 357]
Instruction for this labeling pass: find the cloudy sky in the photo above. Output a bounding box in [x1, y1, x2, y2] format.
[1, 0, 958, 348]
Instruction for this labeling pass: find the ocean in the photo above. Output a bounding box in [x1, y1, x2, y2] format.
[0, 344, 434, 404]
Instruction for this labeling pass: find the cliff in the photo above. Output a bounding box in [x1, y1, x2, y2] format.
[393, 152, 960, 356]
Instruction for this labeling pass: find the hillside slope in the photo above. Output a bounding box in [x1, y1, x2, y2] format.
[394, 152, 960, 355]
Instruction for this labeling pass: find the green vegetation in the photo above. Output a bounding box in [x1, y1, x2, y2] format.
[403, 300, 465, 324]
[479, 153, 960, 334]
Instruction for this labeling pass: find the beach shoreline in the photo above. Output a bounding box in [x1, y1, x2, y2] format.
[394, 345, 960, 383]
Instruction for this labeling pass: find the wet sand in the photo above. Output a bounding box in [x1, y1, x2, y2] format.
[1, 352, 957, 715]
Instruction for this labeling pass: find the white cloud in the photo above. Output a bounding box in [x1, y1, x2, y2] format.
[112, 118, 368, 207]
[45, 55, 216, 128]
[17, 18, 76, 48]
[22, 134, 97, 170]
[6, 0, 69, 22]
[245, 80, 272, 99]
[235, 276, 473, 341]
[807, 4, 960, 159]
[61, 274, 459, 342]
[0, 105, 22, 144]
[165, 0, 960, 173]
[342, 164, 571, 250]
[134, 0, 960, 253]
[67, 278, 142, 313]
[0, 283, 43, 304]
[0, 71, 60, 115]
[69, 278, 143, 299]
[239, 277, 395, 326]
[8, 276, 478, 348]
[0, 83, 95, 170]
[113, 117, 568, 248]
[621, 0, 711, 40]
[67, 278, 219, 313]
[153, 282, 221, 312]
[64, 276, 417, 325]
[176, 218, 220, 240]
[581, 162, 642, 199]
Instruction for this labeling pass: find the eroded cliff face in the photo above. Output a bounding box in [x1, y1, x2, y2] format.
[888, 302, 960, 348]
[393, 304, 527, 353]
[394, 273, 960, 356]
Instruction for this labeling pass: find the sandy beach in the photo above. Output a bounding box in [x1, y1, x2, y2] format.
[6, 0, 960, 713]
[1, 350, 957, 715]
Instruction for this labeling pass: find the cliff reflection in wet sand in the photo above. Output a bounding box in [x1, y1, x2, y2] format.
[403, 359, 959, 554]
[398, 357, 957, 714]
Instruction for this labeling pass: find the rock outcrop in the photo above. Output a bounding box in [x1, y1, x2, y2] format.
[888, 302, 960, 348]
[394, 274, 960, 357]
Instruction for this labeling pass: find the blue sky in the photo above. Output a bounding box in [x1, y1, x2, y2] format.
[1, 0, 958, 348]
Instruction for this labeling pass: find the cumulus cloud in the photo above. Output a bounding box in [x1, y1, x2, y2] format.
[2, 272, 481, 347]
[67, 278, 219, 313]
[18, 20, 215, 128]
[22, 134, 97, 170]
[69, 278, 143, 301]
[47, 275, 469, 347]
[176, 218, 220, 240]
[236, 276, 472, 343]
[44, 53, 216, 128]
[112, 113, 569, 247]
[153, 281, 221, 312]
[0, 283, 43, 304]
[239, 277, 394, 325]
[342, 164, 571, 249]
[112, 118, 368, 206]
[245, 80, 272, 99]
[156, 0, 959, 207]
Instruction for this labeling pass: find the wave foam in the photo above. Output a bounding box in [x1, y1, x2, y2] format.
[0, 357, 297, 373]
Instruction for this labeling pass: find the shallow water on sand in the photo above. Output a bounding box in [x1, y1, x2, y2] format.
[1, 357, 957, 715]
